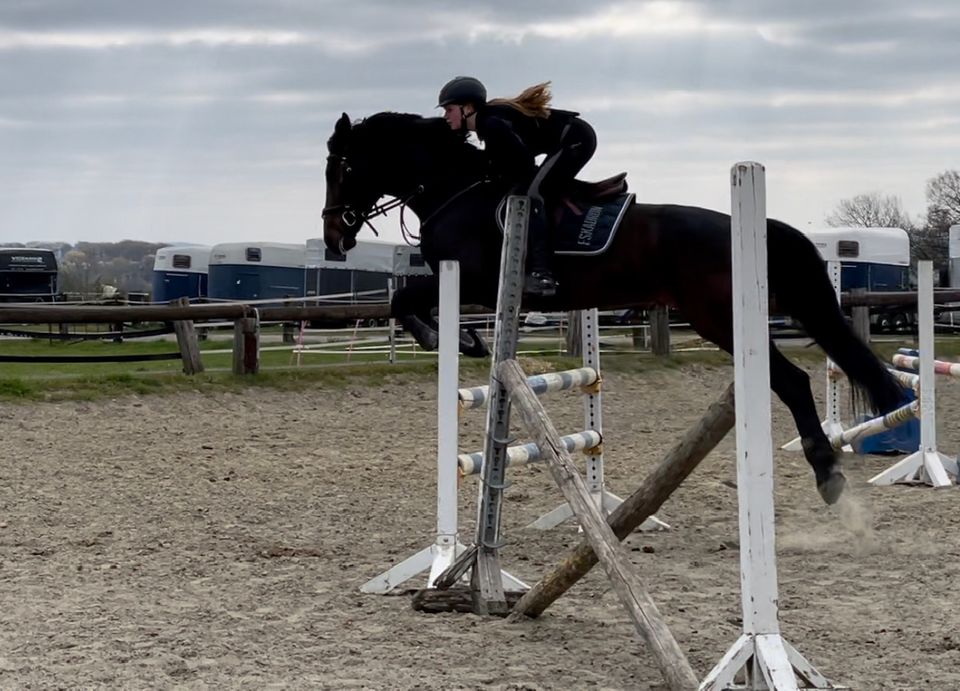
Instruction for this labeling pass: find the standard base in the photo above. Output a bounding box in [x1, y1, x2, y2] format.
[528, 490, 671, 531]
[868, 449, 958, 488]
[361, 539, 527, 595]
[701, 633, 847, 690]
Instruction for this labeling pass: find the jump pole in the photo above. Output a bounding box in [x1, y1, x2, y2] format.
[868, 261, 958, 488]
[702, 162, 842, 690]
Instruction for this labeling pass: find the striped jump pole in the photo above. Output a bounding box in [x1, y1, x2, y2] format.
[830, 400, 919, 450]
[886, 367, 919, 391]
[869, 261, 958, 488]
[458, 367, 599, 410]
[458, 431, 601, 475]
[703, 162, 842, 690]
[892, 352, 960, 379]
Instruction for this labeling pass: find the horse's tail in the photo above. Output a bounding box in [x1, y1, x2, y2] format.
[767, 219, 906, 415]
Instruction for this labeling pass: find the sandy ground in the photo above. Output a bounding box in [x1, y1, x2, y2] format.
[2, 360, 959, 690]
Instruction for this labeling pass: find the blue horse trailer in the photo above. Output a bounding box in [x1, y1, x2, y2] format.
[207, 242, 306, 302]
[152, 245, 211, 303]
[803, 226, 911, 331]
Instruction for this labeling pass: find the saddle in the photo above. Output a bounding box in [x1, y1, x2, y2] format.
[552, 173, 633, 256]
[565, 172, 629, 206]
[496, 172, 634, 257]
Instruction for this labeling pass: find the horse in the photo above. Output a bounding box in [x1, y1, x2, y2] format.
[321, 111, 906, 505]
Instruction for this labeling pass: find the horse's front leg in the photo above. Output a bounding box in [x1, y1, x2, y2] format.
[391, 275, 491, 357]
[392, 277, 441, 351]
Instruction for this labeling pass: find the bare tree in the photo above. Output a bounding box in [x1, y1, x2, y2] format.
[825, 192, 916, 230]
[924, 170, 960, 234]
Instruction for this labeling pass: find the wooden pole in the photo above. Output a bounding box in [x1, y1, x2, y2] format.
[498, 358, 699, 691]
[172, 297, 204, 375]
[233, 314, 260, 375]
[564, 310, 582, 357]
[650, 306, 670, 356]
[509, 382, 735, 619]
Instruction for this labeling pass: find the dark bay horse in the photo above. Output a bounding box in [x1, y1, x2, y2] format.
[321, 111, 906, 504]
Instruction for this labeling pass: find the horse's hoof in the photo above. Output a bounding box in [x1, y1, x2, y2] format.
[817, 470, 846, 505]
[459, 329, 490, 358]
[419, 332, 439, 351]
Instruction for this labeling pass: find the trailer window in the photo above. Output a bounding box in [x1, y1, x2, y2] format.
[172, 254, 192, 269]
[246, 248, 262, 262]
[836, 241, 859, 258]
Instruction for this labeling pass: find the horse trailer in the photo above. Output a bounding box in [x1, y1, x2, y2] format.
[151, 245, 211, 303]
[802, 226, 912, 332]
[304, 239, 431, 304]
[207, 242, 307, 303]
[0, 247, 60, 302]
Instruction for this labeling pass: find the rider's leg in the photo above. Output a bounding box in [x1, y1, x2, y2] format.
[524, 195, 557, 297]
[521, 119, 597, 298]
[523, 159, 561, 298]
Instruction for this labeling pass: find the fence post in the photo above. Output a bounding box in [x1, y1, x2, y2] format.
[172, 297, 204, 375]
[650, 306, 671, 356]
[565, 311, 582, 357]
[233, 312, 260, 375]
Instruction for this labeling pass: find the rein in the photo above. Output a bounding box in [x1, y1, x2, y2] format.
[323, 147, 490, 248]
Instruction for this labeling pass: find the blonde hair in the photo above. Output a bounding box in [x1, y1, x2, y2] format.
[488, 81, 552, 118]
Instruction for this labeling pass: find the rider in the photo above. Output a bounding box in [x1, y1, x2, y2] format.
[437, 76, 597, 298]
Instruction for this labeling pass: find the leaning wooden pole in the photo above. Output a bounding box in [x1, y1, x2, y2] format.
[499, 359, 699, 691]
[172, 296, 204, 375]
[510, 381, 735, 620]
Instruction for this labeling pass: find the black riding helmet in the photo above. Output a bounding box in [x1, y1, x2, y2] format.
[437, 76, 487, 107]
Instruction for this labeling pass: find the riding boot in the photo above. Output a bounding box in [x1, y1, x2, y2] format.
[523, 201, 558, 298]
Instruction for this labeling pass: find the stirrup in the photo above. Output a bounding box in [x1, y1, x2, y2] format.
[523, 271, 558, 298]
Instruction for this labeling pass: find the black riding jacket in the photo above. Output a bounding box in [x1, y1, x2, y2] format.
[473, 104, 579, 182]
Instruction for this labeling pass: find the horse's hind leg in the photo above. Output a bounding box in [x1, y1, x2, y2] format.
[768, 344, 845, 504]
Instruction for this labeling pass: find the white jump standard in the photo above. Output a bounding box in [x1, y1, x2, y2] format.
[868, 261, 958, 488]
[702, 162, 844, 690]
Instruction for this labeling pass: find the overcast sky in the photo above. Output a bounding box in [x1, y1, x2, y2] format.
[1, 0, 957, 248]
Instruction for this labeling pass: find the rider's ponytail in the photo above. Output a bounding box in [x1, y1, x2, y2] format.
[488, 81, 552, 118]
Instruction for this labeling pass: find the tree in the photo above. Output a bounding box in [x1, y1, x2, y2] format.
[907, 170, 960, 268]
[924, 170, 960, 234]
[825, 192, 916, 230]
[825, 191, 947, 266]
[59, 250, 98, 294]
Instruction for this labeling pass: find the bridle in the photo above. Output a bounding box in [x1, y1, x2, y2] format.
[323, 151, 492, 253]
[321, 153, 425, 252]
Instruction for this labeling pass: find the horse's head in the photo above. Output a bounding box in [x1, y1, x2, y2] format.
[322, 113, 387, 254]
[322, 111, 488, 254]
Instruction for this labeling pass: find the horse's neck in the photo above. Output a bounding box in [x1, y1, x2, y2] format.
[403, 169, 488, 222]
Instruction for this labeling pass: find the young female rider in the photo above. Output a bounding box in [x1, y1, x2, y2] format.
[437, 77, 597, 298]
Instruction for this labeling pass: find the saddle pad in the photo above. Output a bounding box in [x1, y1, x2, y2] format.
[554, 192, 634, 256]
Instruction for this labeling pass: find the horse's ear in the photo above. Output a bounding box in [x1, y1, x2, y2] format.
[336, 113, 351, 133]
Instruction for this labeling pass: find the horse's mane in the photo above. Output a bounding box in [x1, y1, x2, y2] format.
[349, 112, 485, 168]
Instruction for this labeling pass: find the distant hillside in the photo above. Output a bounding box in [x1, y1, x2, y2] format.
[6, 240, 167, 295]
